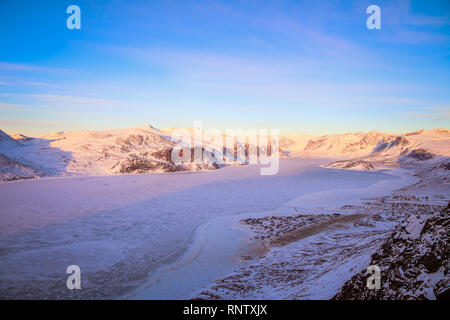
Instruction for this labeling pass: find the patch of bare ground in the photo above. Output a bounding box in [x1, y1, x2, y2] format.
[271, 214, 367, 247]
[241, 214, 337, 244]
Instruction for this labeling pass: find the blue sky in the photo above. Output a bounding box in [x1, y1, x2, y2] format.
[0, 0, 449, 136]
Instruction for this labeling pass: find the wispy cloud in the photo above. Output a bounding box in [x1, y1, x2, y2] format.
[0, 61, 73, 74]
[406, 105, 450, 119]
[0, 78, 67, 89]
[379, 29, 450, 44]
[0, 117, 102, 137]
[0, 93, 118, 105]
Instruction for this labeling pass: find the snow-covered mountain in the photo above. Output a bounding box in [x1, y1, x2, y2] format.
[1, 126, 449, 182]
[280, 129, 450, 159]
[279, 131, 392, 158]
[322, 129, 450, 173]
[0, 125, 224, 181]
[0, 130, 40, 181]
[0, 129, 22, 149]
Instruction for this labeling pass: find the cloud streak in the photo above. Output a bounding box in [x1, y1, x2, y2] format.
[0, 62, 73, 75]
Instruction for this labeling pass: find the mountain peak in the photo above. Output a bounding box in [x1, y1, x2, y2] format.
[0, 129, 22, 148]
[10, 133, 31, 141]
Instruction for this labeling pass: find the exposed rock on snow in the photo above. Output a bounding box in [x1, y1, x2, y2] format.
[117, 146, 221, 174]
[0, 130, 40, 181]
[373, 136, 410, 153]
[281, 131, 394, 158]
[432, 161, 450, 172]
[324, 160, 374, 171]
[241, 214, 337, 244]
[321, 129, 449, 171]
[406, 149, 435, 161]
[0, 153, 39, 182]
[281, 128, 449, 162]
[118, 154, 184, 173]
[333, 203, 449, 300]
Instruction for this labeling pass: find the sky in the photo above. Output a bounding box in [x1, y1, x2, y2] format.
[0, 0, 449, 136]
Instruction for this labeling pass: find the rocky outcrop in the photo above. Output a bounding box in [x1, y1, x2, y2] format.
[333, 203, 449, 300]
[118, 146, 222, 174]
[304, 138, 327, 151]
[433, 162, 450, 171]
[0, 153, 39, 182]
[373, 136, 410, 153]
[324, 159, 374, 171]
[147, 147, 173, 162]
[342, 131, 390, 153]
[116, 133, 173, 153]
[407, 149, 435, 161]
[119, 154, 184, 173]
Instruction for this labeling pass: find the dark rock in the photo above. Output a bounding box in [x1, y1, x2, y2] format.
[420, 252, 441, 273]
[407, 149, 435, 161]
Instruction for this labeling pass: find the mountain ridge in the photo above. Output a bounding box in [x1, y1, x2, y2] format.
[1, 126, 449, 182]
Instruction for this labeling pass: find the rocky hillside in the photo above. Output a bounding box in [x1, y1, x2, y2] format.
[117, 146, 221, 174]
[0, 130, 39, 182]
[0, 126, 226, 180]
[280, 131, 394, 158]
[323, 129, 450, 171]
[0, 124, 293, 181]
[281, 128, 449, 161]
[333, 202, 449, 300]
[0, 153, 39, 182]
[324, 159, 374, 171]
[0, 129, 22, 149]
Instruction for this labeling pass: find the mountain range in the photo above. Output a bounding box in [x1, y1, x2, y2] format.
[0, 125, 449, 182]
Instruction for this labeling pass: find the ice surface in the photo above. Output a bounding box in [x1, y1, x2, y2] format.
[0, 159, 410, 299]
